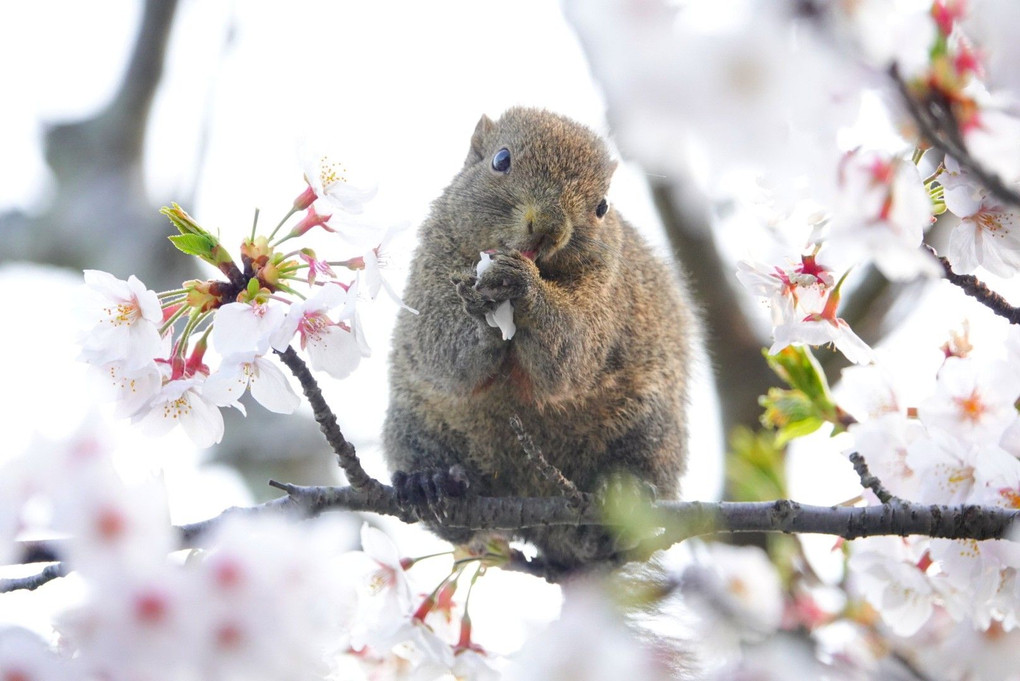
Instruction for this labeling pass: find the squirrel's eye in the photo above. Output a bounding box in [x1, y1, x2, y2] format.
[595, 198, 609, 219]
[491, 148, 511, 173]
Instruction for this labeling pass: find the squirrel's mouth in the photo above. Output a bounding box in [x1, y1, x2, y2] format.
[519, 232, 562, 262]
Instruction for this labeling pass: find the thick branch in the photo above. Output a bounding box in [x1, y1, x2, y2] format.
[9, 483, 1018, 591]
[250, 483, 1019, 545]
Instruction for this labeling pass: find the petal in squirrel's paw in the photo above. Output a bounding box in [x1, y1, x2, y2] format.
[476, 252, 516, 340]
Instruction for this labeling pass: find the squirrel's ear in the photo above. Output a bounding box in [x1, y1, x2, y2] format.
[466, 114, 495, 166]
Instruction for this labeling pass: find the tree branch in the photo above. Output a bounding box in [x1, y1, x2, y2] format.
[926, 245, 1020, 325]
[8, 480, 1017, 590]
[0, 563, 67, 594]
[889, 65, 1020, 209]
[848, 452, 898, 504]
[255, 483, 1019, 545]
[274, 346, 385, 493]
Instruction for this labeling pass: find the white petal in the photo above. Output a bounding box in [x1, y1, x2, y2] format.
[179, 392, 226, 447]
[92, 361, 163, 418]
[213, 302, 285, 355]
[476, 252, 495, 278]
[307, 326, 361, 379]
[126, 275, 164, 325]
[249, 357, 301, 414]
[833, 323, 875, 365]
[485, 300, 516, 341]
[202, 361, 251, 407]
[948, 219, 981, 273]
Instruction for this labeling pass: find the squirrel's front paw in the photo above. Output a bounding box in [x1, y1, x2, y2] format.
[452, 274, 494, 319]
[475, 251, 537, 304]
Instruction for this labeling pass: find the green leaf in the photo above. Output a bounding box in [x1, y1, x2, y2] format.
[764, 346, 832, 405]
[168, 233, 216, 258]
[760, 386, 827, 446]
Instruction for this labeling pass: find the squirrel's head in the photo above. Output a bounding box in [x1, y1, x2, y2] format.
[451, 107, 619, 271]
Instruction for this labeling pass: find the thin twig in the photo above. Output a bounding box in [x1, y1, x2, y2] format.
[848, 452, 898, 504]
[0, 563, 67, 594]
[926, 245, 1020, 325]
[274, 346, 384, 492]
[889, 65, 1020, 209]
[509, 414, 586, 507]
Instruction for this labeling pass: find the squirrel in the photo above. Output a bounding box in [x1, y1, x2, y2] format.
[383, 107, 699, 578]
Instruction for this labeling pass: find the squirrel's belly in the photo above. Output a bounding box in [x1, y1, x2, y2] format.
[470, 347, 534, 403]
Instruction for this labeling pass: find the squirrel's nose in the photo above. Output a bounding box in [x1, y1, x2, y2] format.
[520, 203, 563, 236]
[522, 204, 539, 235]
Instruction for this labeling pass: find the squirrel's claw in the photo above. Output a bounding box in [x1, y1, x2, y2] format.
[392, 465, 470, 521]
[453, 276, 493, 319]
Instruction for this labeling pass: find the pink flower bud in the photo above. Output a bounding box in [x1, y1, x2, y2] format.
[293, 184, 317, 211]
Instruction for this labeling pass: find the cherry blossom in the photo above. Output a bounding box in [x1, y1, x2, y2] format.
[211, 300, 286, 357]
[504, 579, 669, 681]
[915, 620, 1020, 681]
[270, 281, 366, 379]
[738, 255, 873, 364]
[345, 525, 416, 653]
[78, 270, 165, 371]
[689, 543, 785, 643]
[571, 0, 859, 189]
[0, 627, 73, 681]
[361, 222, 418, 314]
[90, 359, 164, 418]
[942, 151, 1020, 277]
[946, 195, 1020, 277]
[61, 563, 202, 681]
[963, 105, 1020, 190]
[133, 376, 225, 448]
[965, 0, 1020, 98]
[825, 149, 938, 281]
[302, 151, 378, 216]
[905, 431, 1012, 505]
[54, 469, 176, 576]
[203, 351, 300, 415]
[451, 648, 502, 681]
[850, 536, 939, 637]
[940, 155, 987, 219]
[917, 356, 1020, 445]
[186, 515, 358, 680]
[298, 249, 335, 286]
[930, 536, 1020, 630]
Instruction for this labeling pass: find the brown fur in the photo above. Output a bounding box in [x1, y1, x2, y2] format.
[384, 108, 699, 574]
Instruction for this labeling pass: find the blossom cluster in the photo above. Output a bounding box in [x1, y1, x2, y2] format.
[845, 328, 1020, 646]
[0, 423, 670, 680]
[0, 426, 353, 680]
[75, 156, 413, 447]
[569, 0, 1020, 677]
